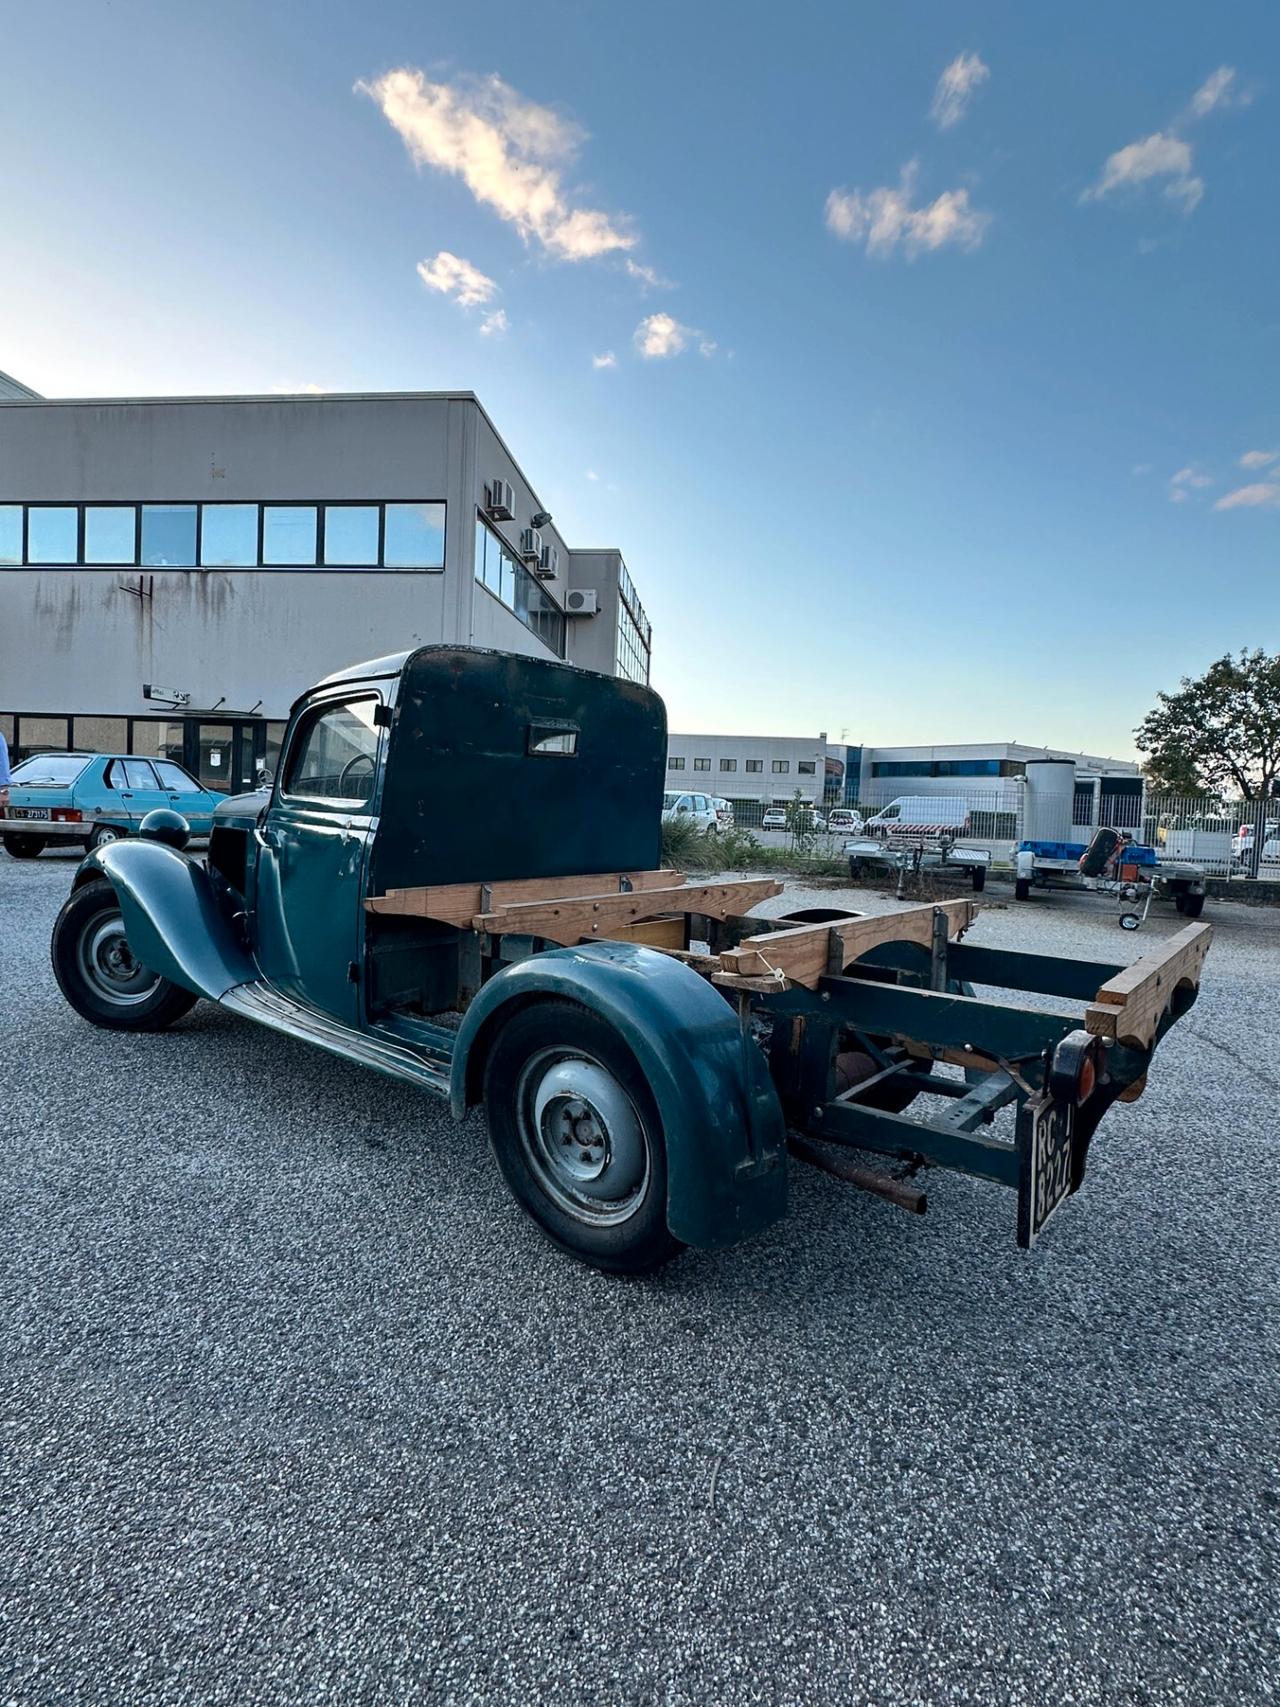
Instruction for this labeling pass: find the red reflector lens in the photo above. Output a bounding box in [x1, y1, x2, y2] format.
[52, 809, 83, 822]
[1077, 1055, 1097, 1103]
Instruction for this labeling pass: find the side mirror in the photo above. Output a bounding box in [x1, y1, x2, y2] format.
[139, 807, 191, 850]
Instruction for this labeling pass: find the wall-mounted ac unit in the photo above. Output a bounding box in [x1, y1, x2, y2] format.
[565, 588, 599, 617]
[519, 527, 543, 562]
[536, 544, 559, 579]
[487, 478, 515, 520]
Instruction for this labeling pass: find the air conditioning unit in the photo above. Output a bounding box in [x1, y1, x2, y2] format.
[537, 544, 560, 579]
[487, 478, 515, 520]
[520, 527, 543, 563]
[565, 588, 599, 617]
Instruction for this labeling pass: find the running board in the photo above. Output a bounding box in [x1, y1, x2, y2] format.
[221, 981, 452, 1098]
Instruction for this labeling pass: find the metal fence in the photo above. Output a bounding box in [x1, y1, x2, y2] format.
[1140, 795, 1277, 877]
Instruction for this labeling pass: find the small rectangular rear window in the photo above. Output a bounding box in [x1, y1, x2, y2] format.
[528, 723, 578, 756]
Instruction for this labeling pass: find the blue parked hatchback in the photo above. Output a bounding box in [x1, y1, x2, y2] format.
[2, 753, 220, 859]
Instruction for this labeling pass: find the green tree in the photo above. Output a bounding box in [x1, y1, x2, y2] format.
[1135, 649, 1280, 800]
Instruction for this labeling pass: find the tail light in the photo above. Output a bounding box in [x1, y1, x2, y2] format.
[51, 808, 83, 823]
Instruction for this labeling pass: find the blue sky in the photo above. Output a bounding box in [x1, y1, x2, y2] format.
[3, 0, 1277, 755]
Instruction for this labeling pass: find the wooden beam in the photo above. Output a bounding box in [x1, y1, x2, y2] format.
[1085, 921, 1212, 1050]
[366, 868, 682, 925]
[472, 878, 783, 946]
[599, 915, 687, 949]
[717, 899, 976, 991]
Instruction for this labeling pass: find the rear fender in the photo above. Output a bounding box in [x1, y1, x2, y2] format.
[71, 841, 254, 1001]
[451, 941, 788, 1251]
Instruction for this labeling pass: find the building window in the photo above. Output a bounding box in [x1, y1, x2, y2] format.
[798, 760, 816, 775]
[84, 506, 137, 565]
[745, 759, 762, 773]
[201, 504, 258, 567]
[128, 720, 186, 763]
[324, 505, 380, 567]
[0, 507, 20, 565]
[668, 756, 685, 770]
[614, 560, 652, 685]
[72, 716, 129, 751]
[720, 758, 737, 772]
[263, 505, 317, 566]
[27, 507, 78, 564]
[474, 516, 565, 658]
[142, 505, 197, 567]
[385, 503, 445, 569]
[772, 760, 790, 773]
[694, 757, 710, 771]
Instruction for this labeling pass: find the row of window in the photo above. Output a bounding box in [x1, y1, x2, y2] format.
[870, 758, 1004, 779]
[474, 518, 566, 658]
[669, 756, 817, 774]
[0, 501, 445, 570]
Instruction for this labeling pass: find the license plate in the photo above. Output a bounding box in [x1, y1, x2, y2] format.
[11, 807, 51, 821]
[1016, 1091, 1076, 1247]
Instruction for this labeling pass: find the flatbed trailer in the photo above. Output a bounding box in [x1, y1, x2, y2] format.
[1014, 838, 1207, 930]
[844, 831, 992, 894]
[49, 646, 1212, 1273]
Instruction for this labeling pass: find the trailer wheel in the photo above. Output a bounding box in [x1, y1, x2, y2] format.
[1175, 891, 1205, 918]
[970, 866, 986, 893]
[1014, 878, 1031, 901]
[1119, 912, 1142, 931]
[482, 1000, 682, 1274]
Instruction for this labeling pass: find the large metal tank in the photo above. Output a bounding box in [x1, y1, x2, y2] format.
[1022, 759, 1077, 844]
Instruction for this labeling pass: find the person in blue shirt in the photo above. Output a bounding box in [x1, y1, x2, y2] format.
[0, 726, 9, 810]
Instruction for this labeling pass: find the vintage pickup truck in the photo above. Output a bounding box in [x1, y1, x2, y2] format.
[50, 647, 1212, 1273]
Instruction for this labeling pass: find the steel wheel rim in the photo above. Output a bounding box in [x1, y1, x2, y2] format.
[515, 1047, 650, 1226]
[77, 912, 160, 1005]
[94, 827, 121, 846]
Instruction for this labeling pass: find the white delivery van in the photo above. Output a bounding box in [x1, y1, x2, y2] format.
[864, 796, 971, 837]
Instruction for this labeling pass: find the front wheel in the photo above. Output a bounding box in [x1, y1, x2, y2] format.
[51, 879, 199, 1031]
[1175, 891, 1206, 918]
[482, 1000, 682, 1274]
[3, 833, 46, 858]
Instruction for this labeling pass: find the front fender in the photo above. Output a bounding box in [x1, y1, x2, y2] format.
[72, 841, 255, 1001]
[451, 942, 788, 1251]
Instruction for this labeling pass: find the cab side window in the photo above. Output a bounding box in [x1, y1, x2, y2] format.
[283, 698, 380, 807]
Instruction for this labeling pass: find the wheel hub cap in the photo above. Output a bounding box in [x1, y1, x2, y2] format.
[520, 1053, 649, 1223]
[79, 915, 160, 1005]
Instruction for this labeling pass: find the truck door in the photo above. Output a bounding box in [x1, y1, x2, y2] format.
[253, 692, 383, 1024]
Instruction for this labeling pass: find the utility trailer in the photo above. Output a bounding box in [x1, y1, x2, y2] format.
[844, 831, 992, 894]
[49, 647, 1211, 1273]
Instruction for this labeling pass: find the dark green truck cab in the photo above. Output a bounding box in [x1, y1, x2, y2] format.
[51, 646, 1211, 1272]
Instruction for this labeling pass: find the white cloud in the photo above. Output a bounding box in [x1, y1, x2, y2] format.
[1168, 465, 1214, 502]
[415, 250, 498, 307]
[585, 469, 599, 481]
[271, 382, 326, 395]
[1190, 66, 1244, 118]
[634, 312, 693, 358]
[592, 350, 618, 369]
[624, 258, 672, 290]
[931, 52, 989, 130]
[1132, 462, 1154, 476]
[1215, 483, 1280, 511]
[1240, 449, 1279, 470]
[698, 339, 718, 358]
[1081, 132, 1203, 212]
[478, 308, 509, 336]
[359, 68, 635, 262]
[825, 162, 991, 258]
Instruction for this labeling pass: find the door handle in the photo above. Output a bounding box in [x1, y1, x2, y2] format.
[254, 825, 280, 850]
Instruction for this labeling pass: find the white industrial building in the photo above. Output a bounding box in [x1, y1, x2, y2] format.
[0, 377, 650, 792]
[666, 732, 830, 807]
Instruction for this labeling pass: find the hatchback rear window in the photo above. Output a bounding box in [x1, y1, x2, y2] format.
[10, 755, 90, 785]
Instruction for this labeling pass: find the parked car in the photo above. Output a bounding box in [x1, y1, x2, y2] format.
[2, 752, 219, 858]
[1233, 821, 1280, 864]
[827, 808, 864, 833]
[661, 790, 719, 834]
[761, 806, 788, 831]
[864, 796, 971, 838]
[711, 796, 735, 831]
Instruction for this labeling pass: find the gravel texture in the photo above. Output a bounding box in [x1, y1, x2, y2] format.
[2, 853, 1278, 1706]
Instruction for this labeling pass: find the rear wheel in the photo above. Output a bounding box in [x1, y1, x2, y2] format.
[971, 865, 986, 893]
[87, 823, 125, 852]
[483, 1000, 682, 1274]
[51, 879, 198, 1031]
[1175, 890, 1205, 918]
[1015, 877, 1031, 900]
[3, 833, 46, 858]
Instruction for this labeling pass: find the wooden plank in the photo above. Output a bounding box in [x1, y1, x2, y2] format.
[472, 879, 783, 946]
[1085, 921, 1212, 1049]
[365, 868, 682, 925]
[717, 899, 976, 991]
[600, 915, 686, 949]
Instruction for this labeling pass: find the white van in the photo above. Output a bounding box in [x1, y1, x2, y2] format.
[864, 796, 971, 837]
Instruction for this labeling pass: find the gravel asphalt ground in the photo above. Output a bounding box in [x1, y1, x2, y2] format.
[2, 853, 1277, 1706]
